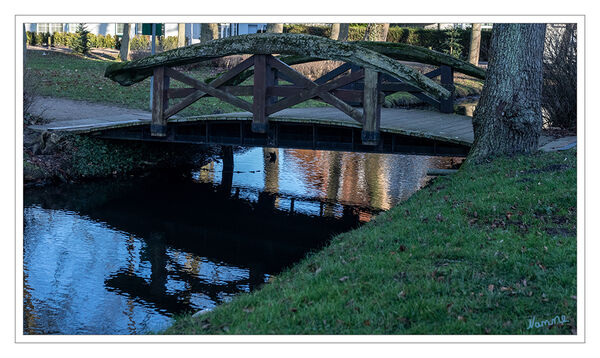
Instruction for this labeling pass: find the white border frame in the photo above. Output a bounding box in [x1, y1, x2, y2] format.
[14, 14, 585, 344]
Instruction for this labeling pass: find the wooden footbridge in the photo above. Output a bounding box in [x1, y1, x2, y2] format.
[36, 34, 485, 156]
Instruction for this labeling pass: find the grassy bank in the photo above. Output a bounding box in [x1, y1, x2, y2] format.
[23, 132, 212, 184]
[164, 149, 576, 335]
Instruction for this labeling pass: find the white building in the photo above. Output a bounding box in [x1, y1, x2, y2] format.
[24, 23, 268, 44]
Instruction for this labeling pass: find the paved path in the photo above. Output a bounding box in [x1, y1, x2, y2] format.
[28, 96, 150, 122]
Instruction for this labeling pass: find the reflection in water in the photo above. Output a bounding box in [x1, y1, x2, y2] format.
[23, 147, 460, 335]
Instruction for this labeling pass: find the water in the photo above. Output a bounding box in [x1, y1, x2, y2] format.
[23, 147, 460, 334]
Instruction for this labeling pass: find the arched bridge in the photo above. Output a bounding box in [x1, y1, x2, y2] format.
[40, 34, 485, 156]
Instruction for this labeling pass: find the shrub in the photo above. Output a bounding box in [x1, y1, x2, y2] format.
[442, 26, 464, 59]
[51, 32, 68, 46]
[23, 69, 39, 118]
[282, 24, 491, 61]
[34, 32, 44, 46]
[159, 36, 179, 51]
[103, 34, 116, 48]
[130, 35, 150, 51]
[69, 23, 91, 54]
[88, 33, 98, 47]
[36, 32, 51, 46]
[284, 24, 330, 37]
[26, 31, 35, 45]
[542, 24, 577, 130]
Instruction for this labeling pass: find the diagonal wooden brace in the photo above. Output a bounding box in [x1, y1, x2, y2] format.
[266, 56, 364, 123]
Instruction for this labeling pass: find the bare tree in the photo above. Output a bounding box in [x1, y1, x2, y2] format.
[338, 23, 350, 41]
[363, 23, 389, 41]
[119, 23, 131, 61]
[467, 23, 546, 163]
[178, 23, 186, 47]
[542, 24, 577, 130]
[330, 23, 340, 40]
[266, 24, 283, 33]
[469, 23, 482, 65]
[201, 23, 219, 43]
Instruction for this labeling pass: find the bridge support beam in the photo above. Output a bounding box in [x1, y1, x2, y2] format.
[361, 68, 382, 145]
[252, 54, 275, 134]
[151, 66, 170, 137]
[439, 65, 455, 114]
[221, 145, 234, 194]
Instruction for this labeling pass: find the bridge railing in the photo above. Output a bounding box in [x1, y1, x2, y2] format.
[152, 53, 388, 145]
[151, 55, 457, 146]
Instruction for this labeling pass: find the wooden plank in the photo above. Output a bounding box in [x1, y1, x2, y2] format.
[424, 68, 441, 78]
[252, 54, 269, 133]
[33, 107, 475, 146]
[151, 66, 169, 137]
[165, 67, 252, 112]
[269, 86, 363, 103]
[361, 68, 382, 145]
[314, 62, 352, 84]
[163, 88, 208, 119]
[266, 56, 364, 122]
[215, 55, 255, 85]
[163, 58, 256, 118]
[439, 65, 455, 113]
[265, 70, 364, 116]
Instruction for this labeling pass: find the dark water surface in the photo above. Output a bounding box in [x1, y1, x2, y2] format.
[23, 147, 459, 334]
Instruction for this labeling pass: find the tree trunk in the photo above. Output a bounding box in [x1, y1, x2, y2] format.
[338, 24, 349, 41]
[266, 24, 283, 33]
[178, 23, 186, 47]
[363, 23, 389, 41]
[119, 23, 131, 61]
[469, 23, 482, 65]
[200, 23, 219, 43]
[466, 24, 546, 164]
[330, 23, 340, 40]
[23, 24, 27, 65]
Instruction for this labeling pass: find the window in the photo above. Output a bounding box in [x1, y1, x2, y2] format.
[37, 23, 63, 33]
[37, 23, 49, 33]
[116, 23, 125, 36]
[50, 23, 63, 33]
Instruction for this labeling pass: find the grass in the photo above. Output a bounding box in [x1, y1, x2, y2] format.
[163, 149, 577, 335]
[27, 49, 483, 115]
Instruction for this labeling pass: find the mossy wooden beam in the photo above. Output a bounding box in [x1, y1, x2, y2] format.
[105, 33, 450, 99]
[278, 42, 486, 80]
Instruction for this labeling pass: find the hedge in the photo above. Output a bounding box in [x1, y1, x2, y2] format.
[26, 31, 179, 53]
[283, 24, 492, 61]
[27, 25, 492, 61]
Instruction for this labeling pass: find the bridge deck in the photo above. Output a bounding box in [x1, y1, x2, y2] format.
[30, 107, 474, 146]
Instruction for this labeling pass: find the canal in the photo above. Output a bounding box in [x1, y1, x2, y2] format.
[23, 147, 460, 334]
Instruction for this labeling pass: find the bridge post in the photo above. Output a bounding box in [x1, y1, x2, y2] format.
[439, 65, 455, 114]
[252, 54, 272, 134]
[361, 68, 382, 145]
[151, 66, 170, 137]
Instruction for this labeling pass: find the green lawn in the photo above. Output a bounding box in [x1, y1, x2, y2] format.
[164, 149, 577, 335]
